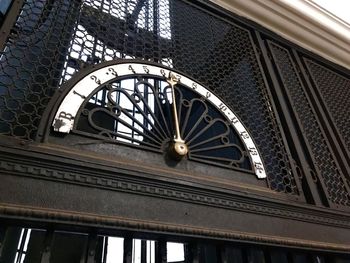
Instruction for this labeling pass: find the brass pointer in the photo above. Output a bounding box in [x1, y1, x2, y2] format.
[166, 72, 188, 157]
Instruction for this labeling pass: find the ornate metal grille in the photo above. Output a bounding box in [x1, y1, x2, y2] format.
[0, 0, 82, 139]
[60, 70, 254, 173]
[169, 1, 296, 193]
[0, 0, 297, 193]
[268, 42, 350, 206]
[304, 59, 350, 155]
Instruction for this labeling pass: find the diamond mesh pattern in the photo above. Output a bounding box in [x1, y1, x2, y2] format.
[269, 43, 350, 206]
[305, 59, 350, 154]
[0, 0, 297, 193]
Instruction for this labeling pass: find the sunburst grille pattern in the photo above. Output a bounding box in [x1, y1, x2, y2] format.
[74, 75, 252, 172]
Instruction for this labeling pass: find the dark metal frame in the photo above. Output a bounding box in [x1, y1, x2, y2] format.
[260, 36, 350, 210]
[0, 0, 24, 51]
[300, 56, 350, 174]
[44, 60, 262, 176]
[1, 0, 350, 257]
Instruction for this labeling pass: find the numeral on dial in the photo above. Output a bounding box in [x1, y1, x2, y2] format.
[58, 111, 73, 120]
[219, 103, 227, 112]
[230, 116, 239, 124]
[254, 162, 264, 175]
[108, 67, 118, 76]
[90, 75, 101, 84]
[248, 147, 258, 155]
[240, 131, 250, 139]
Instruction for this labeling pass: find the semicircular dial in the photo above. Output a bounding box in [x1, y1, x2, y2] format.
[52, 61, 267, 179]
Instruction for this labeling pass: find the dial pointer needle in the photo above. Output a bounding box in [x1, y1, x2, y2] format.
[166, 72, 188, 156]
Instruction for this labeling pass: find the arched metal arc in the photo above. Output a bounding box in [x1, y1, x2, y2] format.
[51, 60, 266, 179]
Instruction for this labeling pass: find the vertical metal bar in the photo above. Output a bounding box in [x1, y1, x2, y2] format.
[102, 237, 108, 263]
[0, 0, 24, 51]
[145, 0, 150, 31]
[92, 236, 106, 263]
[311, 255, 325, 263]
[241, 248, 249, 263]
[85, 233, 98, 263]
[291, 253, 309, 263]
[115, 82, 122, 138]
[220, 246, 243, 263]
[141, 240, 147, 263]
[268, 250, 289, 263]
[143, 79, 149, 136]
[0, 227, 22, 263]
[263, 249, 272, 263]
[0, 226, 6, 258]
[184, 243, 200, 263]
[247, 248, 265, 263]
[153, 0, 159, 35]
[153, 0, 160, 62]
[131, 78, 137, 140]
[40, 229, 54, 263]
[155, 239, 167, 263]
[215, 244, 225, 263]
[15, 228, 28, 263]
[123, 236, 133, 263]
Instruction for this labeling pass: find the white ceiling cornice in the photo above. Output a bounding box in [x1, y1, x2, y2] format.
[209, 0, 350, 70]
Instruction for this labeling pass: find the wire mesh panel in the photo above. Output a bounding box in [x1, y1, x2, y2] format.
[268, 42, 350, 206]
[0, 0, 298, 193]
[0, 0, 82, 139]
[168, 1, 297, 193]
[304, 59, 350, 156]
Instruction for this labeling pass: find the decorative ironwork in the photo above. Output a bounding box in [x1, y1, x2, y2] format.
[0, 0, 297, 193]
[304, 59, 350, 154]
[53, 62, 266, 178]
[166, 72, 188, 157]
[268, 42, 350, 206]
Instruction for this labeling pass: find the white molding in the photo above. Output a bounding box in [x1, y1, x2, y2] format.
[209, 0, 350, 70]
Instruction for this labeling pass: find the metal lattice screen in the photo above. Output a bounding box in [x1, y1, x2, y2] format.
[305, 59, 350, 155]
[268, 42, 350, 206]
[0, 0, 299, 193]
